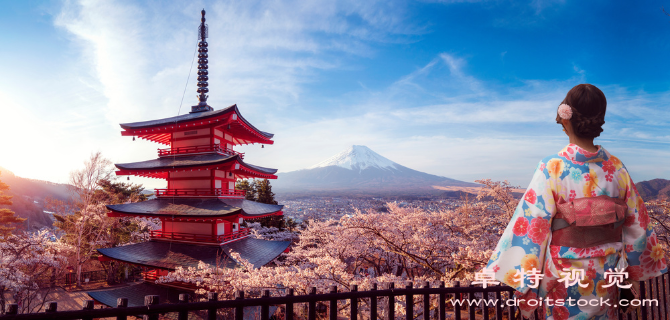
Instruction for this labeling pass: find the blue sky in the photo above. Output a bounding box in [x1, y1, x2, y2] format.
[0, 0, 669, 189]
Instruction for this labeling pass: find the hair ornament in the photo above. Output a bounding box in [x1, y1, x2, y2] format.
[558, 104, 573, 120]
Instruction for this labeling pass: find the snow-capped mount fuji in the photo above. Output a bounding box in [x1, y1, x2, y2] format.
[274, 145, 478, 196]
[309, 145, 398, 171]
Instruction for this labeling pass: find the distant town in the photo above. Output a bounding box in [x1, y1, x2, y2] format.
[277, 195, 471, 223]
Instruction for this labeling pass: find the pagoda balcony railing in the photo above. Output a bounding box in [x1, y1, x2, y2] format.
[158, 144, 244, 158]
[150, 228, 250, 244]
[219, 227, 250, 243]
[141, 270, 159, 282]
[154, 188, 246, 198]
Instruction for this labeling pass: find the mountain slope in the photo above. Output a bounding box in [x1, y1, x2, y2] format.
[274, 145, 477, 196]
[635, 178, 670, 200]
[0, 167, 71, 229]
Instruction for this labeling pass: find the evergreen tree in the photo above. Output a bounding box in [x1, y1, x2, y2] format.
[255, 179, 278, 205]
[92, 179, 150, 204]
[235, 179, 256, 201]
[246, 179, 296, 230]
[236, 179, 295, 230]
[0, 171, 26, 239]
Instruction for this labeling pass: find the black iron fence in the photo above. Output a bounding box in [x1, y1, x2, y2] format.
[1, 273, 668, 320]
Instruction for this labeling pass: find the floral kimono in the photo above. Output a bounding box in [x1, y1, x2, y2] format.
[485, 144, 667, 320]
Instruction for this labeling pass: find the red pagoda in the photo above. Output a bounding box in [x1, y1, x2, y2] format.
[88, 10, 290, 307]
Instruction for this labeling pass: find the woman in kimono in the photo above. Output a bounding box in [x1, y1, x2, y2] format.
[485, 84, 667, 319]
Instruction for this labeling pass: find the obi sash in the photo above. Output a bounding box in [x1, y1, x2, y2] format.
[551, 195, 627, 248]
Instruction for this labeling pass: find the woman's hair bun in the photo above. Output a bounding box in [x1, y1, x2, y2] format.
[556, 84, 607, 139]
[573, 116, 605, 139]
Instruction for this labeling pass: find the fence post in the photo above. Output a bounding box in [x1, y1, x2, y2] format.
[662, 273, 668, 320]
[308, 287, 317, 320]
[329, 286, 338, 320]
[235, 290, 244, 320]
[5, 304, 18, 315]
[208, 292, 218, 320]
[45, 302, 57, 313]
[422, 281, 430, 320]
[388, 283, 395, 320]
[117, 298, 128, 320]
[439, 281, 446, 320]
[370, 284, 378, 320]
[467, 281, 475, 320]
[405, 282, 413, 320]
[143, 295, 159, 320]
[639, 281, 648, 320]
[454, 282, 461, 320]
[286, 288, 294, 320]
[653, 277, 660, 320]
[351, 285, 358, 320]
[494, 289, 503, 320]
[261, 290, 270, 320]
[178, 294, 189, 320]
[82, 300, 94, 320]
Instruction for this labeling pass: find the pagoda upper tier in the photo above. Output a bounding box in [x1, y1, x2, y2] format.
[120, 104, 274, 146]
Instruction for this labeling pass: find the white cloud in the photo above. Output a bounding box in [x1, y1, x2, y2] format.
[2, 0, 668, 191]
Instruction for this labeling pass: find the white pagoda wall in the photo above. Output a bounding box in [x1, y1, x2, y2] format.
[171, 128, 211, 148]
[170, 180, 210, 189]
[168, 170, 212, 189]
[216, 222, 228, 235]
[163, 221, 212, 235]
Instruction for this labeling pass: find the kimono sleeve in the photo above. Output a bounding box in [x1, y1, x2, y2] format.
[485, 160, 556, 296]
[620, 169, 668, 281]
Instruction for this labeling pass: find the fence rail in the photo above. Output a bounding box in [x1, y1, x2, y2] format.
[2, 273, 668, 320]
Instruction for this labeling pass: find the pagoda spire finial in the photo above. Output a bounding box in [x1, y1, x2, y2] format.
[191, 9, 213, 113]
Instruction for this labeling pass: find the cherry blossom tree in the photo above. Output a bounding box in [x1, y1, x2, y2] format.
[0, 230, 69, 314]
[50, 152, 158, 286]
[647, 199, 670, 258]
[158, 180, 517, 318]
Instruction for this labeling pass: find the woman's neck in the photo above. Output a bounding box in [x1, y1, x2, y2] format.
[569, 136, 598, 153]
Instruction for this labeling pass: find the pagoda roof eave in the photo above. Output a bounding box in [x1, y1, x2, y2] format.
[108, 210, 284, 220]
[106, 198, 284, 218]
[114, 154, 278, 179]
[119, 105, 236, 130]
[97, 241, 230, 271]
[119, 104, 274, 145]
[97, 238, 291, 270]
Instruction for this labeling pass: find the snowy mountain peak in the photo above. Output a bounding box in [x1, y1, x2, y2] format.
[309, 145, 399, 171]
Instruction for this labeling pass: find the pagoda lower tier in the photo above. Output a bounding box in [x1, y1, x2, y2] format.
[98, 237, 291, 270]
[87, 283, 279, 318]
[88, 282, 193, 307]
[107, 198, 283, 245]
[90, 238, 291, 308]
